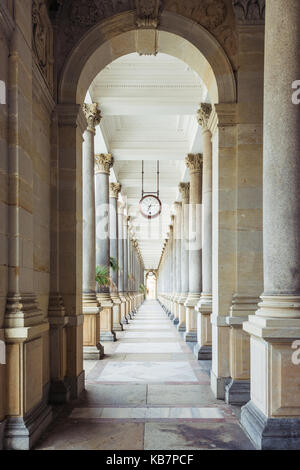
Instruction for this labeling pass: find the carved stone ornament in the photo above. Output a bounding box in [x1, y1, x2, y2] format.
[179, 183, 190, 202]
[32, 0, 54, 91]
[164, 0, 227, 30]
[185, 154, 203, 172]
[135, 0, 161, 28]
[197, 103, 212, 129]
[109, 182, 122, 198]
[82, 103, 102, 131]
[95, 154, 114, 174]
[232, 0, 265, 24]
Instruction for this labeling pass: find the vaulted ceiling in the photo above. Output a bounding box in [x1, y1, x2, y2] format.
[88, 52, 208, 269]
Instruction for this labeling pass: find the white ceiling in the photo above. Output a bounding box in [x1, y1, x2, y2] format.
[89, 52, 208, 269]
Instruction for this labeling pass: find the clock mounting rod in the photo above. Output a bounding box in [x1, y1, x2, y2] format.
[141, 160, 160, 198]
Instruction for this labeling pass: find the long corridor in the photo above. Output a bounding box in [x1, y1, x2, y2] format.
[35, 301, 253, 450]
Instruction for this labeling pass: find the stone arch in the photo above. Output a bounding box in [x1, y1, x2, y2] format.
[58, 11, 236, 105]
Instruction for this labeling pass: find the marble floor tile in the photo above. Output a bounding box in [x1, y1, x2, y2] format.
[78, 384, 147, 405]
[147, 384, 222, 406]
[115, 342, 182, 354]
[144, 422, 255, 450]
[124, 332, 175, 339]
[97, 361, 198, 383]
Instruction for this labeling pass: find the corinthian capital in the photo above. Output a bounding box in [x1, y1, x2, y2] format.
[232, 0, 265, 24]
[95, 154, 114, 175]
[197, 103, 212, 129]
[179, 183, 190, 203]
[110, 182, 122, 198]
[82, 103, 102, 132]
[185, 154, 203, 173]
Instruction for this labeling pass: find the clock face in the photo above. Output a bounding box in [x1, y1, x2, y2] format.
[139, 195, 162, 219]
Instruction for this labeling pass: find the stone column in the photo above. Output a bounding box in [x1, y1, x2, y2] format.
[82, 103, 104, 359]
[178, 183, 190, 332]
[123, 216, 131, 320]
[109, 182, 123, 332]
[95, 154, 116, 342]
[184, 154, 203, 342]
[118, 202, 127, 324]
[173, 202, 182, 325]
[241, 0, 300, 450]
[195, 104, 213, 360]
[167, 223, 174, 316]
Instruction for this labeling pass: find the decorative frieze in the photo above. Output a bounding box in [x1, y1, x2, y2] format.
[197, 103, 212, 129]
[135, 0, 161, 28]
[109, 182, 122, 199]
[95, 153, 114, 175]
[32, 0, 54, 92]
[232, 0, 265, 24]
[82, 103, 102, 132]
[185, 154, 203, 173]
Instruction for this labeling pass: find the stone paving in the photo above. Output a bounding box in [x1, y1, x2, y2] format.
[35, 301, 254, 450]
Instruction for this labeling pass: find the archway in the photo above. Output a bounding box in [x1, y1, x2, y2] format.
[54, 9, 237, 405]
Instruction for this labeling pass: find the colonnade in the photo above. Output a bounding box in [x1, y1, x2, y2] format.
[81, 104, 145, 359]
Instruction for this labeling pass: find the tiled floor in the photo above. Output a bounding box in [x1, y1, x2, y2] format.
[35, 300, 254, 450]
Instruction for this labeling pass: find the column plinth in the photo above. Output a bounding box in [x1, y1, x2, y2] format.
[240, 0, 300, 450]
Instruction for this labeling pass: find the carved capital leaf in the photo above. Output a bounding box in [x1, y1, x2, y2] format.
[95, 154, 114, 174]
[185, 154, 203, 172]
[135, 0, 161, 28]
[232, 0, 265, 24]
[109, 182, 122, 198]
[82, 103, 102, 131]
[179, 183, 190, 202]
[197, 103, 212, 129]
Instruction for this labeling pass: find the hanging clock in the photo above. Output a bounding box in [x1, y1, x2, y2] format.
[139, 161, 162, 220]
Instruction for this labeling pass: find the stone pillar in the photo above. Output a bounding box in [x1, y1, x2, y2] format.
[123, 216, 131, 320]
[167, 223, 174, 316]
[195, 104, 213, 360]
[109, 183, 123, 332]
[82, 103, 104, 360]
[184, 154, 203, 342]
[118, 202, 127, 324]
[178, 183, 190, 332]
[173, 202, 182, 325]
[241, 0, 300, 450]
[95, 154, 116, 342]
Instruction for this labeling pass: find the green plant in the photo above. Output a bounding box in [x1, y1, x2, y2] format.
[109, 256, 119, 272]
[96, 265, 110, 287]
[139, 284, 147, 294]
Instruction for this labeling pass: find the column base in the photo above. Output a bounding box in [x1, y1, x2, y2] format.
[241, 401, 300, 450]
[100, 331, 116, 342]
[210, 369, 231, 400]
[193, 343, 212, 360]
[169, 313, 175, 320]
[173, 318, 179, 325]
[177, 322, 186, 332]
[184, 331, 197, 343]
[225, 379, 250, 406]
[49, 380, 71, 404]
[83, 343, 104, 360]
[4, 400, 52, 450]
[113, 323, 124, 332]
[66, 370, 85, 400]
